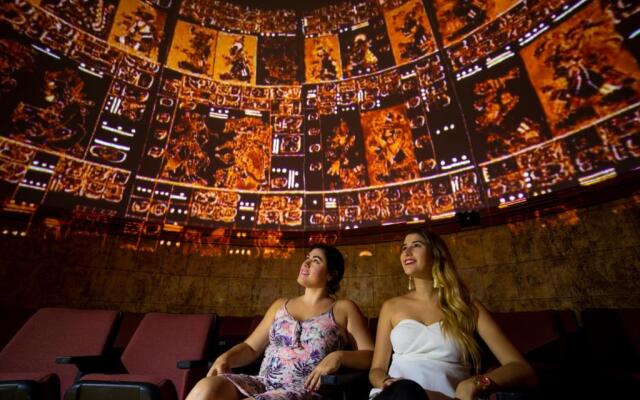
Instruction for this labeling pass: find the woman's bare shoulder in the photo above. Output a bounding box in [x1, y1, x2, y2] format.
[381, 294, 413, 313]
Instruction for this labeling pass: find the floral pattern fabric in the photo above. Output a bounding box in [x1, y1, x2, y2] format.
[220, 301, 346, 400]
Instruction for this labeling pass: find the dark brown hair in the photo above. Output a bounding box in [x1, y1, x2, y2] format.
[310, 244, 344, 295]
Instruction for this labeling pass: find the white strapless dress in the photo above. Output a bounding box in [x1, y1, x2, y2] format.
[369, 319, 470, 398]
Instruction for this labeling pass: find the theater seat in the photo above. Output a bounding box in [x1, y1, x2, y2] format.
[580, 308, 640, 397]
[214, 315, 262, 358]
[64, 313, 215, 400]
[0, 308, 121, 400]
[213, 315, 262, 375]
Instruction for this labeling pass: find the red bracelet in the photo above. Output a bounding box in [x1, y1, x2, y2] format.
[473, 374, 492, 392]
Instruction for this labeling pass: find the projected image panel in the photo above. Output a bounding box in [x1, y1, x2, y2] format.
[39, 0, 118, 40]
[360, 104, 419, 185]
[257, 194, 303, 230]
[0, 39, 107, 160]
[596, 107, 640, 173]
[339, 18, 394, 79]
[187, 188, 240, 228]
[396, 62, 438, 177]
[399, 57, 473, 176]
[455, 56, 552, 163]
[432, 0, 520, 46]
[87, 55, 159, 170]
[126, 179, 191, 226]
[357, 186, 407, 227]
[382, 0, 438, 65]
[138, 82, 179, 178]
[521, 0, 640, 137]
[603, 0, 640, 55]
[0, 140, 55, 225]
[270, 112, 304, 192]
[483, 138, 577, 208]
[565, 127, 616, 182]
[108, 0, 166, 62]
[304, 35, 343, 83]
[45, 157, 131, 214]
[213, 32, 258, 85]
[426, 175, 456, 219]
[320, 109, 368, 190]
[160, 106, 272, 191]
[450, 169, 485, 211]
[0, 139, 34, 207]
[257, 36, 300, 85]
[482, 157, 528, 207]
[179, 0, 296, 36]
[301, 0, 381, 37]
[167, 20, 217, 77]
[70, 31, 123, 78]
[516, 141, 576, 195]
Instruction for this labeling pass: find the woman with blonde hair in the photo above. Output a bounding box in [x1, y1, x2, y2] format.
[369, 230, 537, 400]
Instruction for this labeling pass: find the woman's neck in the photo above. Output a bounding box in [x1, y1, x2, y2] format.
[412, 277, 437, 302]
[300, 287, 330, 304]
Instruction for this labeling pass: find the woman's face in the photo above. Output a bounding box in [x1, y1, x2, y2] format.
[297, 248, 330, 289]
[400, 233, 433, 279]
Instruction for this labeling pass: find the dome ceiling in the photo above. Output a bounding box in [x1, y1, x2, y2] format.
[0, 0, 638, 246]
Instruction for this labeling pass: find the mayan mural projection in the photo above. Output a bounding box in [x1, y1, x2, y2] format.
[0, 0, 637, 241]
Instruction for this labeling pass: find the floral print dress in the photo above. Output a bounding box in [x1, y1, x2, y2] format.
[220, 300, 346, 400]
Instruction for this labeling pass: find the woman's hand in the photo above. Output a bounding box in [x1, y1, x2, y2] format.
[206, 357, 231, 377]
[304, 351, 343, 391]
[382, 377, 400, 389]
[454, 378, 480, 400]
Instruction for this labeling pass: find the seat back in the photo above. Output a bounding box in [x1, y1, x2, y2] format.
[120, 313, 215, 400]
[0, 308, 120, 399]
[214, 316, 262, 375]
[0, 307, 36, 351]
[492, 310, 578, 353]
[368, 317, 378, 340]
[214, 316, 262, 358]
[581, 308, 640, 367]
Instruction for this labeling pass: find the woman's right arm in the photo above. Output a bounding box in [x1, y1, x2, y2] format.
[369, 299, 396, 388]
[208, 298, 285, 377]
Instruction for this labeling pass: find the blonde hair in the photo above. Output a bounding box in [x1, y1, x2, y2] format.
[406, 229, 482, 372]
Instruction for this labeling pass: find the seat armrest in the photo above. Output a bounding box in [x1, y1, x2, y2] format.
[320, 370, 368, 386]
[491, 391, 538, 400]
[56, 355, 109, 375]
[177, 360, 211, 369]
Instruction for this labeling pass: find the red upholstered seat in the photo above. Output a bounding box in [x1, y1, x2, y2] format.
[78, 374, 178, 400]
[65, 313, 215, 400]
[214, 315, 262, 357]
[0, 308, 120, 400]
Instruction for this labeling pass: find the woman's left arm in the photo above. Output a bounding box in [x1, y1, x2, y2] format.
[304, 299, 374, 390]
[455, 301, 537, 400]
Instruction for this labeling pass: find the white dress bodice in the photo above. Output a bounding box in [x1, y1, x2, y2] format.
[370, 319, 470, 398]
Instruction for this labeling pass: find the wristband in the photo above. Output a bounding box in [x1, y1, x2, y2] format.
[473, 374, 492, 392]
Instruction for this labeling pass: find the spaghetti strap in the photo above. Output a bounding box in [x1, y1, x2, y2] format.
[219, 296, 345, 399]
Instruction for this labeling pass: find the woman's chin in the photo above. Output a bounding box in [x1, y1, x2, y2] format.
[402, 267, 415, 276]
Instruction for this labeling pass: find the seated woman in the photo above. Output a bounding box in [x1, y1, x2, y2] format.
[187, 245, 374, 400]
[369, 230, 537, 400]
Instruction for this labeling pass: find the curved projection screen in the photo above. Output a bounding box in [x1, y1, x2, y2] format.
[0, 0, 638, 239]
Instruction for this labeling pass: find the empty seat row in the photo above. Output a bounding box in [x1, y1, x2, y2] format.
[0, 309, 215, 400]
[1, 308, 638, 400]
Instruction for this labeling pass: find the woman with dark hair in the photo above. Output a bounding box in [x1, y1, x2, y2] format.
[187, 245, 373, 400]
[369, 230, 537, 400]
